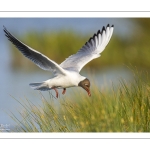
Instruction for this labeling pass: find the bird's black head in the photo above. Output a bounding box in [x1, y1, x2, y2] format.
[78, 78, 91, 96]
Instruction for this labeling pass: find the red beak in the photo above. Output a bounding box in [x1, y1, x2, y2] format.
[87, 90, 91, 97]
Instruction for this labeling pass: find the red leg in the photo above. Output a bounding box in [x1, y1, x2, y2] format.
[52, 87, 59, 98]
[62, 88, 66, 95]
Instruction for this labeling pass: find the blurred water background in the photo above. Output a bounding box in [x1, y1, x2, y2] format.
[0, 18, 149, 129]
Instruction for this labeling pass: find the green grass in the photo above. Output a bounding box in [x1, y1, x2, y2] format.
[10, 72, 150, 132]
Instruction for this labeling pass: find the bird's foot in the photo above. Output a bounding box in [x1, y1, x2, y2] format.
[52, 87, 59, 98]
[62, 88, 66, 95]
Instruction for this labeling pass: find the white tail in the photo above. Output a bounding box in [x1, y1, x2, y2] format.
[29, 82, 51, 91]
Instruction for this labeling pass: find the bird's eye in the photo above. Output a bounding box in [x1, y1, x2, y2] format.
[85, 84, 89, 87]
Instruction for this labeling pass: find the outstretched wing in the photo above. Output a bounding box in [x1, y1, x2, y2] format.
[3, 26, 66, 76]
[60, 24, 114, 72]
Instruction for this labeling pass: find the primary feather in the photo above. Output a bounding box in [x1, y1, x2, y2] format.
[3, 26, 66, 76]
[60, 24, 114, 72]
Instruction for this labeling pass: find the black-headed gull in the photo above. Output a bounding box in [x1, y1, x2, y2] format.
[4, 24, 114, 98]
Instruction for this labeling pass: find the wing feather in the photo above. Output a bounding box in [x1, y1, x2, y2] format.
[60, 24, 114, 72]
[3, 26, 66, 76]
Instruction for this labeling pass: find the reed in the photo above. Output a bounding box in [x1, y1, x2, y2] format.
[11, 71, 150, 132]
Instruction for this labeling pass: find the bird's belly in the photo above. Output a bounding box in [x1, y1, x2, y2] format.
[57, 78, 75, 88]
[48, 76, 76, 89]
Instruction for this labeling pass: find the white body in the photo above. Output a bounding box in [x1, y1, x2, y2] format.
[45, 70, 86, 89]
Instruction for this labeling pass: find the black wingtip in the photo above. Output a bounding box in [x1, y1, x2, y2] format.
[106, 24, 114, 28]
[97, 30, 101, 35]
[3, 25, 9, 36]
[3, 25, 7, 32]
[88, 37, 93, 43]
[3, 25, 6, 32]
[93, 33, 97, 39]
[107, 24, 110, 27]
[3, 26, 8, 37]
[102, 26, 105, 31]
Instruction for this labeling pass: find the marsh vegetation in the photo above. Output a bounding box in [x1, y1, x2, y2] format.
[10, 71, 150, 132]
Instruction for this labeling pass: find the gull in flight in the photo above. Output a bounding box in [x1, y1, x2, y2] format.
[4, 24, 114, 98]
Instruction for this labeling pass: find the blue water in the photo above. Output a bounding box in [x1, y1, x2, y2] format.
[0, 18, 134, 130]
